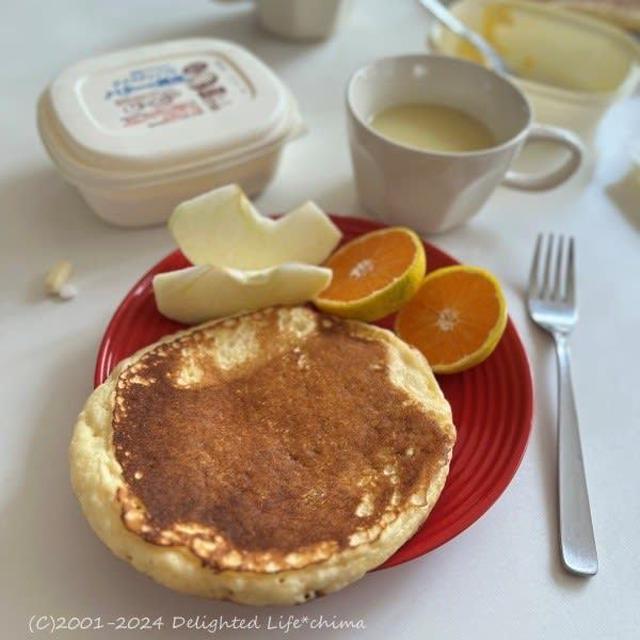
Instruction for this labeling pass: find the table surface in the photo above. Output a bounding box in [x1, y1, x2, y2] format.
[2, 1, 639, 639]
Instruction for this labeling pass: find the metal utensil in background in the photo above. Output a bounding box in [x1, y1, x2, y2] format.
[527, 234, 598, 577]
[417, 0, 515, 76]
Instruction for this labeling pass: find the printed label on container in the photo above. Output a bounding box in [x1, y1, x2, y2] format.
[82, 55, 252, 131]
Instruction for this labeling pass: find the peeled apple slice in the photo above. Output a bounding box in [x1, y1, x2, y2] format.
[153, 263, 332, 325]
[168, 184, 342, 269]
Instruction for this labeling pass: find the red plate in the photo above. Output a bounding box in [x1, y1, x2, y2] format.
[95, 215, 533, 569]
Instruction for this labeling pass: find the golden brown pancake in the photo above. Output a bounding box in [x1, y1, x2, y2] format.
[70, 306, 455, 604]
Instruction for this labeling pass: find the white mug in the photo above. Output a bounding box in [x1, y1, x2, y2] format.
[346, 54, 584, 234]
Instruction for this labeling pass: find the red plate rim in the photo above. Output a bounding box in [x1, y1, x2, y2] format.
[94, 215, 533, 569]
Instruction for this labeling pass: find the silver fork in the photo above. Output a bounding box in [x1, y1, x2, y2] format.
[528, 234, 598, 576]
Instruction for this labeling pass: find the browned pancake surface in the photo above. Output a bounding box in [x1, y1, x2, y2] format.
[112, 308, 453, 571]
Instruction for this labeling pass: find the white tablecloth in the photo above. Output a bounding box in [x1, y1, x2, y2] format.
[2, 1, 639, 638]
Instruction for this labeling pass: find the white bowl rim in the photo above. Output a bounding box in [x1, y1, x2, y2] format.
[346, 53, 532, 159]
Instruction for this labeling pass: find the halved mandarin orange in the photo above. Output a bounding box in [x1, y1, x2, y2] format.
[395, 266, 507, 374]
[313, 227, 426, 322]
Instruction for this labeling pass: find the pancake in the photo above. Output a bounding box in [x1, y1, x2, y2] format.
[70, 306, 455, 605]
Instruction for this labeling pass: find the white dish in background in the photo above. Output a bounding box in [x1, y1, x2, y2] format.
[255, 0, 353, 40]
[37, 39, 304, 227]
[427, 0, 640, 142]
[347, 55, 583, 234]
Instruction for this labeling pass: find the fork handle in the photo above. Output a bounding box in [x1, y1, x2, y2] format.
[554, 334, 598, 576]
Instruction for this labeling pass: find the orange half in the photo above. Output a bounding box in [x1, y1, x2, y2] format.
[395, 266, 507, 374]
[314, 227, 426, 322]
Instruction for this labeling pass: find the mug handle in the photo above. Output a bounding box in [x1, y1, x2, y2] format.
[503, 124, 584, 191]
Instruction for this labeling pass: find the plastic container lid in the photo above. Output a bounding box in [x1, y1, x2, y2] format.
[38, 38, 302, 187]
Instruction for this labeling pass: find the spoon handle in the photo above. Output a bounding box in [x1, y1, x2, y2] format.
[418, 0, 510, 75]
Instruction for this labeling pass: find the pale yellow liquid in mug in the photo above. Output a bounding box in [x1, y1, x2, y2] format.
[369, 103, 496, 153]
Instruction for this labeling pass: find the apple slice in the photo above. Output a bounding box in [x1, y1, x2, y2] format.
[168, 184, 341, 269]
[153, 263, 332, 325]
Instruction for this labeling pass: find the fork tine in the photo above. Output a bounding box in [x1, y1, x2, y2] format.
[529, 233, 543, 297]
[565, 236, 576, 305]
[541, 234, 554, 298]
[552, 235, 564, 300]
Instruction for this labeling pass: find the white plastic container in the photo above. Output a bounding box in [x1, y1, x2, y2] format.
[38, 39, 303, 227]
[256, 0, 353, 41]
[428, 0, 640, 143]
